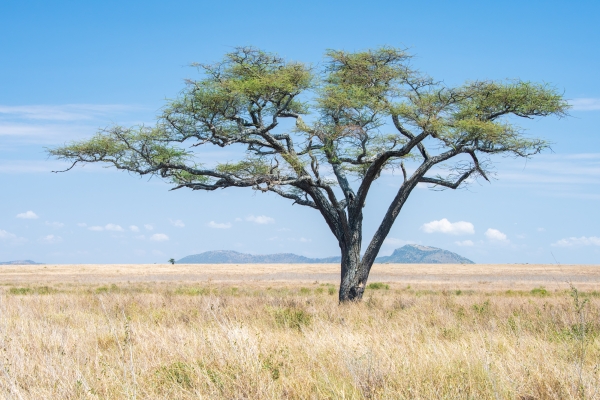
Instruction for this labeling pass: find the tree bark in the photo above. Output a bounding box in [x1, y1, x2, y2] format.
[339, 242, 366, 302]
[338, 210, 367, 302]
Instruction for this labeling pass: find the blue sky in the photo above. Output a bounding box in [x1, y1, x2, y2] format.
[1, 0, 599, 264]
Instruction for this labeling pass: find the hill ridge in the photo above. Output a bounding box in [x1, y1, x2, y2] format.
[177, 245, 473, 264]
[0, 260, 42, 265]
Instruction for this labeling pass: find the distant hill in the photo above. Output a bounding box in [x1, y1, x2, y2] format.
[0, 260, 42, 265]
[177, 250, 340, 264]
[177, 245, 473, 264]
[376, 244, 474, 264]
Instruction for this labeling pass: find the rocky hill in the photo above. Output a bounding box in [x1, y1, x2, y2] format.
[0, 260, 42, 265]
[177, 245, 473, 264]
[376, 244, 474, 264]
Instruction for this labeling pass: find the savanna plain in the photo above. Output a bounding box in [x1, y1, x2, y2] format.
[1, 263, 599, 399]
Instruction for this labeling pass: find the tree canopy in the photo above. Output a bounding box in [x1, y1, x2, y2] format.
[50, 46, 569, 302]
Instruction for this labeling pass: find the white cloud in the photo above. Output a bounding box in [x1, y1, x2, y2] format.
[105, 224, 124, 232]
[455, 240, 474, 247]
[144, 224, 154, 231]
[129, 225, 140, 232]
[16, 210, 38, 219]
[485, 228, 508, 242]
[552, 236, 600, 247]
[234, 217, 243, 222]
[150, 233, 169, 242]
[421, 218, 475, 235]
[41, 234, 62, 244]
[570, 98, 600, 111]
[246, 215, 275, 224]
[88, 226, 104, 231]
[169, 219, 185, 228]
[45, 221, 64, 229]
[299, 237, 311, 243]
[77, 223, 87, 227]
[208, 221, 232, 229]
[537, 227, 545, 232]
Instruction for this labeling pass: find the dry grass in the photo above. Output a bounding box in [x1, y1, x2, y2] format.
[1, 281, 599, 399]
[2, 263, 600, 291]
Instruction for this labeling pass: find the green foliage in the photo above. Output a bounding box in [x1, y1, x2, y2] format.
[472, 300, 491, 315]
[155, 362, 195, 390]
[8, 286, 57, 295]
[49, 46, 568, 192]
[530, 287, 549, 296]
[8, 287, 33, 295]
[96, 284, 120, 294]
[366, 282, 390, 290]
[174, 287, 210, 296]
[270, 306, 312, 330]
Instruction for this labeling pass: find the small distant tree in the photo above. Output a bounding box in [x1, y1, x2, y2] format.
[49, 47, 568, 302]
[168, 258, 175, 265]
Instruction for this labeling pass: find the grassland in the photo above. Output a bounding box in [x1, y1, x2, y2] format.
[0, 264, 599, 399]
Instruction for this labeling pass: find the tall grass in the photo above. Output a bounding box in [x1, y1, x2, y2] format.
[0, 284, 599, 399]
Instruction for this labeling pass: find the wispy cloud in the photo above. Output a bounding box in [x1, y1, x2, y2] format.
[45, 221, 64, 229]
[498, 153, 600, 186]
[169, 219, 185, 228]
[246, 215, 275, 224]
[41, 234, 63, 244]
[105, 224, 124, 232]
[88, 223, 124, 232]
[144, 224, 154, 231]
[150, 233, 169, 242]
[570, 98, 600, 111]
[421, 218, 475, 235]
[207, 221, 232, 229]
[0, 229, 27, 245]
[0, 104, 141, 121]
[552, 236, 600, 247]
[485, 228, 508, 242]
[129, 225, 140, 232]
[16, 210, 38, 219]
[455, 240, 474, 247]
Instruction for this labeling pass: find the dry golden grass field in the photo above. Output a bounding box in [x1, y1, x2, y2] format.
[1, 263, 599, 399]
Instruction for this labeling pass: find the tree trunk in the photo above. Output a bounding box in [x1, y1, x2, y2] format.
[338, 240, 367, 302]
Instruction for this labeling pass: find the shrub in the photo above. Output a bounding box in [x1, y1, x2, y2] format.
[299, 287, 311, 295]
[531, 287, 549, 297]
[367, 282, 389, 290]
[8, 287, 33, 295]
[271, 307, 311, 330]
[155, 362, 195, 390]
[174, 287, 210, 296]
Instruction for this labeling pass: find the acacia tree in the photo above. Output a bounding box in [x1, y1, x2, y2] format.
[49, 47, 568, 302]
